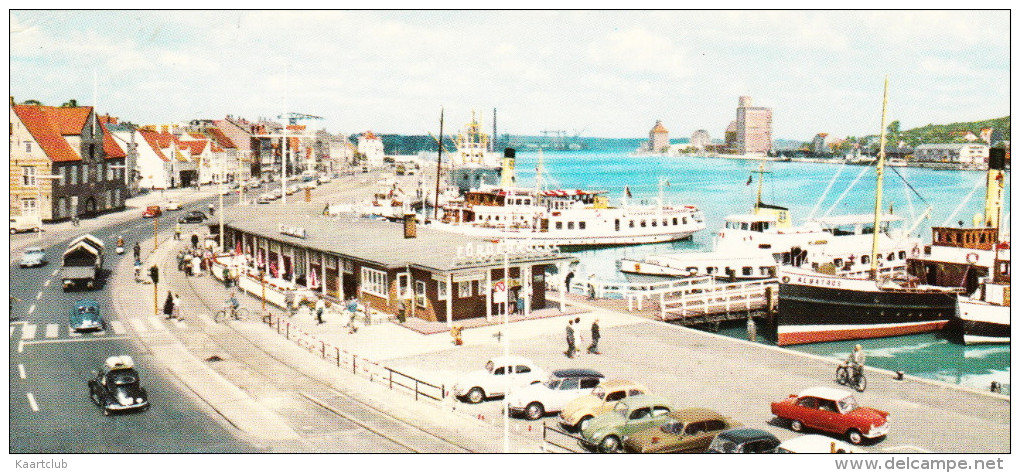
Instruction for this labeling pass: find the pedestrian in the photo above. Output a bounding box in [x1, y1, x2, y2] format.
[315, 297, 326, 324]
[133, 242, 141, 260]
[284, 289, 296, 317]
[208, 203, 215, 216]
[346, 297, 359, 333]
[747, 317, 757, 342]
[191, 255, 202, 276]
[588, 319, 601, 354]
[162, 291, 174, 319]
[176, 252, 185, 272]
[134, 258, 142, 282]
[72, 215, 80, 227]
[587, 274, 596, 300]
[191, 233, 199, 249]
[575, 317, 584, 353]
[172, 293, 182, 320]
[565, 319, 576, 358]
[564, 270, 575, 293]
[222, 266, 231, 288]
[397, 299, 407, 323]
[174, 222, 181, 240]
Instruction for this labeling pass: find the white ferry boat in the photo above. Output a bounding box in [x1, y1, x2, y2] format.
[434, 186, 705, 247]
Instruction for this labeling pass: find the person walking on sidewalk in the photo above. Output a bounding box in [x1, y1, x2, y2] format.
[163, 291, 174, 319]
[191, 233, 199, 249]
[565, 319, 576, 358]
[208, 203, 215, 216]
[133, 242, 141, 260]
[315, 297, 326, 324]
[284, 289, 296, 317]
[134, 258, 143, 282]
[588, 319, 601, 354]
[172, 293, 182, 320]
[174, 222, 181, 240]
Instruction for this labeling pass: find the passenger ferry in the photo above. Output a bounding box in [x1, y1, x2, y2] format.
[434, 186, 705, 247]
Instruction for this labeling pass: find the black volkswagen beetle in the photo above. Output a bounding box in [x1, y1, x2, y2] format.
[87, 355, 149, 415]
[178, 210, 207, 224]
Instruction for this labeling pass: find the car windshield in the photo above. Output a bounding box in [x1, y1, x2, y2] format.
[79, 306, 97, 314]
[661, 421, 683, 434]
[838, 395, 859, 413]
[109, 369, 138, 385]
[711, 438, 739, 453]
[544, 379, 561, 389]
[26, 249, 44, 255]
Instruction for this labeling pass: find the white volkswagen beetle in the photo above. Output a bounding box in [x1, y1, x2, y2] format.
[453, 356, 547, 404]
[508, 368, 605, 420]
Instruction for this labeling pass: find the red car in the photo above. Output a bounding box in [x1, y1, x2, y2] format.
[771, 387, 889, 445]
[142, 205, 162, 218]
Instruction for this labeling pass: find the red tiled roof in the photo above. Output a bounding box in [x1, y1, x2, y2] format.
[12, 104, 96, 162]
[137, 129, 171, 162]
[206, 127, 236, 148]
[179, 140, 207, 154]
[188, 133, 206, 140]
[101, 122, 125, 159]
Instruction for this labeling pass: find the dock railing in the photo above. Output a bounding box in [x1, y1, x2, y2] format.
[659, 278, 778, 321]
[569, 277, 714, 309]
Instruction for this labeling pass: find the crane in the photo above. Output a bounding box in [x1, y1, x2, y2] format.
[278, 112, 323, 126]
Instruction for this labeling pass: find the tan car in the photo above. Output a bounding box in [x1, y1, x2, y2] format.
[623, 408, 741, 453]
[558, 379, 649, 431]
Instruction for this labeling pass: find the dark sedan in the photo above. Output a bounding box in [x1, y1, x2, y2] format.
[178, 210, 207, 224]
[87, 355, 149, 416]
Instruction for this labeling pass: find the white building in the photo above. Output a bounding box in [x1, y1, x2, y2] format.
[358, 131, 385, 167]
[119, 129, 173, 189]
[690, 129, 711, 150]
[913, 143, 989, 165]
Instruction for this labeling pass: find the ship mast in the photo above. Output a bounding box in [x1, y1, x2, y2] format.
[754, 158, 766, 213]
[433, 108, 445, 220]
[869, 77, 889, 279]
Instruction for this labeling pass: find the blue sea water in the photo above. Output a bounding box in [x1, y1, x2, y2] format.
[508, 146, 1011, 393]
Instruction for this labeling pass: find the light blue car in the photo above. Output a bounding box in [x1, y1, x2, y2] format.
[70, 299, 104, 332]
[19, 247, 47, 267]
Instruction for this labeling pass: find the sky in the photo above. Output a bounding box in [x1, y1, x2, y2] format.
[9, 10, 1011, 140]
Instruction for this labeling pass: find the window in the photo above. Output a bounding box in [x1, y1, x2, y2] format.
[673, 217, 678, 225]
[652, 406, 670, 417]
[493, 366, 506, 375]
[662, 219, 668, 226]
[578, 221, 585, 230]
[705, 420, 727, 432]
[25, 142, 31, 153]
[640, 220, 647, 228]
[21, 198, 38, 215]
[684, 421, 706, 435]
[22, 166, 36, 186]
[605, 391, 626, 402]
[555, 221, 562, 230]
[559, 378, 579, 390]
[579, 378, 600, 389]
[360, 267, 388, 297]
[628, 389, 644, 396]
[397, 273, 411, 298]
[651, 220, 657, 227]
[437, 280, 448, 300]
[514, 365, 531, 374]
[415, 281, 426, 307]
[458, 281, 473, 298]
[629, 408, 651, 420]
[629, 220, 635, 228]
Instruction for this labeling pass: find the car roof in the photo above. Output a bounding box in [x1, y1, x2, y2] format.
[799, 387, 853, 401]
[717, 428, 778, 443]
[597, 379, 647, 390]
[665, 408, 726, 422]
[487, 355, 536, 366]
[104, 355, 135, 371]
[24, 247, 44, 252]
[551, 368, 604, 379]
[778, 434, 861, 453]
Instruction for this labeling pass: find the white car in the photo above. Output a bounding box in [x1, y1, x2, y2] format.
[164, 200, 182, 211]
[508, 368, 604, 420]
[452, 356, 547, 404]
[777, 434, 865, 453]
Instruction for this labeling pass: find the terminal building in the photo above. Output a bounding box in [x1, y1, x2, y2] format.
[220, 204, 574, 325]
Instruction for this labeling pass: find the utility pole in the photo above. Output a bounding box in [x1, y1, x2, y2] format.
[433, 108, 445, 220]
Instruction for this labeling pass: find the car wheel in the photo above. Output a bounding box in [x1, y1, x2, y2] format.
[525, 402, 545, 420]
[466, 387, 485, 404]
[847, 429, 863, 445]
[578, 415, 594, 432]
[599, 435, 621, 453]
[10, 228, 17, 234]
[790, 419, 804, 432]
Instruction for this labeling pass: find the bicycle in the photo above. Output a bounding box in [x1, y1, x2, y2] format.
[214, 305, 249, 323]
[836, 362, 867, 392]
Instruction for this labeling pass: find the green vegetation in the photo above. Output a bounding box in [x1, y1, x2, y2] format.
[877, 116, 1009, 147]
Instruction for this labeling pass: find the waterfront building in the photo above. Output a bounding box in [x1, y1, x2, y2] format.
[723, 121, 738, 151]
[913, 143, 989, 166]
[452, 113, 501, 167]
[690, 129, 711, 150]
[222, 205, 574, 324]
[10, 100, 127, 221]
[811, 133, 830, 155]
[358, 131, 386, 167]
[735, 96, 772, 155]
[646, 120, 670, 153]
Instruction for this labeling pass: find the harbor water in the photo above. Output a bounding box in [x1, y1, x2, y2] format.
[508, 146, 1011, 394]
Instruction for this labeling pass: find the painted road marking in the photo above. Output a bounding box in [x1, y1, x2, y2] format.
[27, 304, 36, 315]
[21, 324, 36, 340]
[18, 341, 24, 353]
[21, 336, 131, 347]
[9, 326, 14, 336]
[110, 320, 126, 334]
[43, 279, 51, 287]
[26, 393, 39, 412]
[45, 324, 58, 338]
[129, 319, 147, 333]
[147, 317, 167, 331]
[36, 291, 43, 300]
[18, 364, 26, 379]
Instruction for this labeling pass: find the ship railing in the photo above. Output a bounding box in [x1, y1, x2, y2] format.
[658, 278, 779, 321]
[568, 277, 717, 308]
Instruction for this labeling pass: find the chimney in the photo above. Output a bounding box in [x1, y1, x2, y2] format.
[500, 147, 516, 188]
[739, 96, 752, 108]
[403, 213, 417, 238]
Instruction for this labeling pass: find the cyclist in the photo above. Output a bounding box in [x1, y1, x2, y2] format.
[845, 344, 866, 381]
[225, 292, 240, 319]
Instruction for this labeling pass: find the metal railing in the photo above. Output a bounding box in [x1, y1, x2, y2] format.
[660, 278, 778, 320]
[541, 422, 586, 453]
[263, 312, 445, 404]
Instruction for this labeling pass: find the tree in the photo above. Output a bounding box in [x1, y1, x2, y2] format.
[60, 99, 79, 107]
[886, 120, 900, 135]
[22, 99, 42, 105]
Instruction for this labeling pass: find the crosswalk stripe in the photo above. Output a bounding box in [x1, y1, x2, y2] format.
[9, 326, 14, 336]
[129, 319, 148, 333]
[147, 317, 167, 331]
[110, 320, 126, 334]
[45, 324, 58, 338]
[68, 328, 82, 337]
[21, 324, 36, 340]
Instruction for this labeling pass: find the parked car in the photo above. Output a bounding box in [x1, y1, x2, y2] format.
[164, 200, 182, 211]
[178, 210, 207, 224]
[579, 394, 674, 453]
[771, 387, 889, 445]
[19, 247, 47, 267]
[707, 428, 782, 453]
[141, 205, 162, 218]
[559, 379, 649, 431]
[776, 434, 864, 453]
[87, 355, 149, 416]
[257, 192, 275, 204]
[9, 215, 42, 234]
[623, 408, 741, 453]
[69, 299, 103, 332]
[452, 356, 546, 404]
[507, 369, 604, 420]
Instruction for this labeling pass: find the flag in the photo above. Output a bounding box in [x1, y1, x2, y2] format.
[235, 240, 242, 256]
[309, 268, 318, 288]
[625, 186, 632, 198]
[746, 175, 753, 186]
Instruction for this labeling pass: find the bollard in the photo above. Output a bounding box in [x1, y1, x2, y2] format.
[321, 340, 326, 358]
[286, 322, 290, 340]
[353, 355, 357, 375]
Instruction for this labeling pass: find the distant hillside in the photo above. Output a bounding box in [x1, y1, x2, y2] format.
[893, 116, 1009, 147]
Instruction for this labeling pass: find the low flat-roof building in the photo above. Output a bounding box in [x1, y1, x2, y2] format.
[222, 204, 575, 325]
[913, 143, 989, 165]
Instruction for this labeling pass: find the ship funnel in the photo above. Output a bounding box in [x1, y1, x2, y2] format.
[984, 148, 1006, 228]
[403, 213, 417, 239]
[500, 148, 516, 187]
